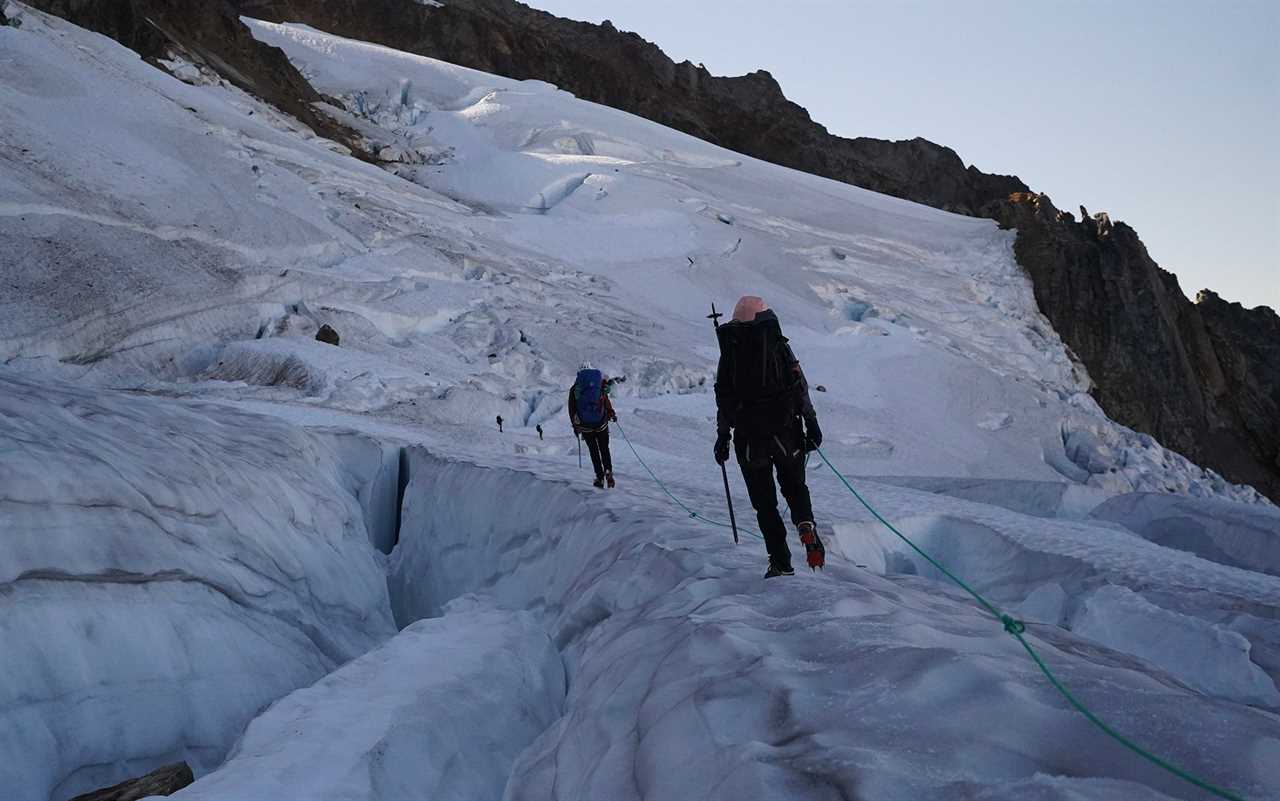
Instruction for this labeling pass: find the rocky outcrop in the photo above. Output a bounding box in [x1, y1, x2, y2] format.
[22, 0, 367, 157]
[238, 0, 1027, 214]
[985, 194, 1278, 501]
[69, 763, 194, 801]
[1196, 291, 1280, 485]
[315, 323, 340, 346]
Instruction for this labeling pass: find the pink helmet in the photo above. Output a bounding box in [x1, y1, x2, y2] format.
[731, 295, 769, 322]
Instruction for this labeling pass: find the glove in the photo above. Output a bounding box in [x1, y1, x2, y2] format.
[610, 411, 618, 422]
[714, 431, 731, 464]
[804, 416, 822, 451]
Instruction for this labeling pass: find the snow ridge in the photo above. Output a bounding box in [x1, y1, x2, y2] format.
[388, 452, 1279, 800]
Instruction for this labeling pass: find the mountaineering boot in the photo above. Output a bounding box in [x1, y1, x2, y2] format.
[764, 562, 795, 578]
[798, 521, 825, 570]
[606, 472, 616, 489]
[592, 475, 605, 489]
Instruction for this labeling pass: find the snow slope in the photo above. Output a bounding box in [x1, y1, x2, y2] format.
[170, 605, 564, 801]
[1, 5, 1278, 800]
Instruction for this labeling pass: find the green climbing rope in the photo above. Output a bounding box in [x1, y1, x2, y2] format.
[812, 446, 1248, 801]
[613, 421, 763, 541]
[611, 423, 1248, 799]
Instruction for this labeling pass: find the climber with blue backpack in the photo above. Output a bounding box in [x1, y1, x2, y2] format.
[568, 364, 618, 489]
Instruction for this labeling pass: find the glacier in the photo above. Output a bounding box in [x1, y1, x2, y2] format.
[0, 372, 396, 799]
[1, 5, 1278, 800]
[169, 604, 564, 801]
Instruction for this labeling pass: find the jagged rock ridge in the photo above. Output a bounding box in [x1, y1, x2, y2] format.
[23, 0, 369, 157]
[985, 194, 1279, 501]
[20, 0, 1280, 500]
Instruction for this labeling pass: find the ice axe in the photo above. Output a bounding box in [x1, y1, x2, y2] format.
[707, 302, 739, 544]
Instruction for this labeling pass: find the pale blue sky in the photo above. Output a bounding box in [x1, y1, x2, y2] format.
[528, 0, 1278, 310]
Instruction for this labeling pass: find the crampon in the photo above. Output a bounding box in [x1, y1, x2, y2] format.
[798, 522, 825, 570]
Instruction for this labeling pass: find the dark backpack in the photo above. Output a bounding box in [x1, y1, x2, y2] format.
[715, 313, 803, 433]
[574, 369, 606, 427]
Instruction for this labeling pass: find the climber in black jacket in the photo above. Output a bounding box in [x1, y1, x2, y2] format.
[713, 296, 825, 577]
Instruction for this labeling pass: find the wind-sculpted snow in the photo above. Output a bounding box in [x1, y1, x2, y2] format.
[831, 500, 1280, 708]
[865, 476, 1110, 519]
[0, 373, 395, 799]
[171, 605, 564, 801]
[388, 452, 1279, 800]
[1091, 492, 1280, 577]
[1073, 585, 1279, 707]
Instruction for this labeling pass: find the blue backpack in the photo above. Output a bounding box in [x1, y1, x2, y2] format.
[575, 369, 606, 427]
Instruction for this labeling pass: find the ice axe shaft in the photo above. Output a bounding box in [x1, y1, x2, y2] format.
[719, 461, 739, 543]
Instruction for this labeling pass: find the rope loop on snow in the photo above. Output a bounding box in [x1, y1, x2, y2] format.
[613, 421, 764, 541]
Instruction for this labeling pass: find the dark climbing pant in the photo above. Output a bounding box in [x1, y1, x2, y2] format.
[736, 428, 814, 571]
[583, 429, 613, 478]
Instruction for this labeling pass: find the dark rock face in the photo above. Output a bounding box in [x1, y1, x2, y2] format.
[68, 762, 194, 801]
[315, 323, 341, 346]
[23, 0, 367, 157]
[985, 194, 1279, 501]
[1196, 291, 1280, 484]
[237, 0, 1027, 214]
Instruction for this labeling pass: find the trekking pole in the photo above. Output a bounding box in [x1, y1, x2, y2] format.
[708, 302, 740, 544]
[577, 434, 582, 470]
